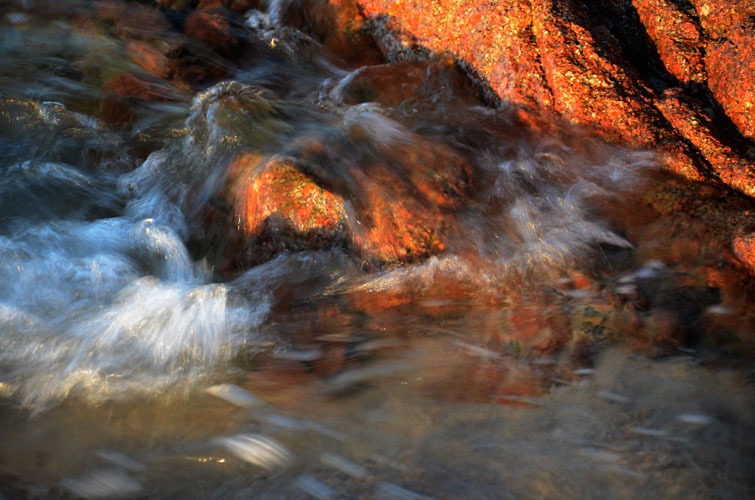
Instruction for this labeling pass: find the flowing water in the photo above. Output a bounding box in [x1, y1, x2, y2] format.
[0, 1, 754, 498]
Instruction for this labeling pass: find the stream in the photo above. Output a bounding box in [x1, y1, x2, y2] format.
[0, 1, 753, 499]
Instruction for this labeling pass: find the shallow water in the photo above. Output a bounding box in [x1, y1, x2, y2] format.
[0, 1, 753, 498]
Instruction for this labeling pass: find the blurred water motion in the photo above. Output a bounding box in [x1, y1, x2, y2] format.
[0, 0, 753, 499]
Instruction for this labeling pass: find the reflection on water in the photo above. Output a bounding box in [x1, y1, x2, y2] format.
[0, 0, 753, 498]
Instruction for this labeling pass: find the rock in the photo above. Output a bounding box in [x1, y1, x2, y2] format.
[348, 161, 450, 262]
[655, 88, 755, 196]
[184, 5, 240, 54]
[530, 0, 660, 146]
[229, 154, 348, 261]
[733, 232, 755, 274]
[186, 81, 289, 150]
[706, 18, 755, 141]
[633, 0, 705, 84]
[357, 0, 553, 110]
[688, 0, 755, 38]
[215, 116, 471, 268]
[342, 130, 472, 263]
[332, 62, 427, 107]
[126, 41, 171, 79]
[345, 0, 755, 197]
[99, 74, 175, 125]
[330, 57, 482, 109]
[95, 1, 172, 42]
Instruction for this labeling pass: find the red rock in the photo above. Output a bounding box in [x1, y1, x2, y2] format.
[340, 0, 754, 196]
[349, 163, 449, 262]
[126, 41, 171, 79]
[688, 0, 755, 38]
[95, 1, 172, 41]
[335, 62, 427, 106]
[220, 126, 471, 267]
[230, 154, 348, 256]
[349, 1, 704, 181]
[633, 0, 705, 84]
[357, 0, 553, 110]
[334, 57, 482, 108]
[706, 18, 755, 141]
[733, 232, 755, 274]
[99, 74, 175, 124]
[530, 0, 658, 146]
[655, 88, 755, 197]
[184, 5, 240, 53]
[346, 137, 471, 263]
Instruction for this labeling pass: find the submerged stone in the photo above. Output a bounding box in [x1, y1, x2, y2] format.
[186, 80, 289, 150]
[185, 4, 241, 54]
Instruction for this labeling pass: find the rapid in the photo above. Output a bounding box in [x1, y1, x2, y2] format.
[0, 1, 753, 498]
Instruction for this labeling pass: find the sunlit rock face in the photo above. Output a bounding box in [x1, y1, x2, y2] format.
[220, 107, 474, 267]
[228, 153, 349, 263]
[706, 17, 755, 142]
[344, 0, 755, 198]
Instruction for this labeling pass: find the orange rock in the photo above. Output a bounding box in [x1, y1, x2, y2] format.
[185, 5, 240, 53]
[95, 1, 172, 41]
[347, 138, 471, 263]
[349, 164, 448, 262]
[655, 88, 755, 196]
[231, 154, 348, 249]
[633, 0, 705, 84]
[335, 62, 427, 106]
[733, 232, 755, 274]
[341, 0, 755, 196]
[126, 41, 171, 78]
[706, 18, 755, 141]
[99, 74, 174, 124]
[530, 0, 659, 147]
[688, 0, 755, 38]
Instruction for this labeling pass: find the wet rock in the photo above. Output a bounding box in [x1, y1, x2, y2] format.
[229, 153, 348, 260]
[126, 41, 171, 79]
[215, 122, 470, 268]
[706, 18, 755, 141]
[186, 81, 289, 150]
[349, 167, 449, 263]
[332, 62, 427, 107]
[331, 57, 481, 110]
[266, 0, 339, 41]
[99, 74, 174, 125]
[357, 0, 552, 109]
[245, 10, 326, 63]
[342, 132, 471, 263]
[732, 232, 755, 275]
[95, 1, 172, 42]
[185, 5, 240, 54]
[346, 0, 755, 196]
[633, 0, 705, 84]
